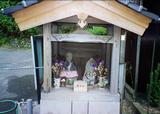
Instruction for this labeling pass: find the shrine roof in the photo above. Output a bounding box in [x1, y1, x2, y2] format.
[3, 0, 152, 35]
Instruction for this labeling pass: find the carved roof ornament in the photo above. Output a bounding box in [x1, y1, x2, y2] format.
[77, 13, 88, 28]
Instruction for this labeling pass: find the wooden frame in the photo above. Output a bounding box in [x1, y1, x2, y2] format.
[43, 23, 52, 92]
[50, 34, 113, 43]
[110, 26, 121, 94]
[42, 23, 121, 94]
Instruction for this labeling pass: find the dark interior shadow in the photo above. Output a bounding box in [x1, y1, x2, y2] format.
[7, 75, 37, 101]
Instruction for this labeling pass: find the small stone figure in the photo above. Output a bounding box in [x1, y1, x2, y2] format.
[63, 52, 77, 72]
[83, 58, 97, 86]
[60, 52, 78, 85]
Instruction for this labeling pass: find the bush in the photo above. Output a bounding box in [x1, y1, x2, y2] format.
[58, 24, 76, 34]
[87, 26, 108, 35]
[0, 38, 8, 46]
[0, 0, 39, 48]
[147, 64, 160, 107]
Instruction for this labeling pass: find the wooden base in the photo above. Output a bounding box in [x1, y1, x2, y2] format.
[40, 87, 120, 114]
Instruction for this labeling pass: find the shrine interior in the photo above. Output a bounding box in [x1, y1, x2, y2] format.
[51, 42, 112, 88]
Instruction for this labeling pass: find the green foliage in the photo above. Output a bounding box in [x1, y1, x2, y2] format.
[58, 24, 76, 34]
[87, 26, 108, 35]
[0, 0, 39, 48]
[0, 0, 18, 9]
[57, 24, 108, 35]
[0, 0, 19, 36]
[147, 64, 160, 107]
[0, 37, 8, 46]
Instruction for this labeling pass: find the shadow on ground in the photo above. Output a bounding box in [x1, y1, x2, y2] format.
[7, 75, 37, 101]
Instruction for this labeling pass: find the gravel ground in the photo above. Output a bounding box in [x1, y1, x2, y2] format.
[122, 100, 135, 114]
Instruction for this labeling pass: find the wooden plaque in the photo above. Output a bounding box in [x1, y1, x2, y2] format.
[74, 81, 87, 92]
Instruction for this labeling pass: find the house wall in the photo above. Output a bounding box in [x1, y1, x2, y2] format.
[125, 32, 137, 88]
[138, 23, 160, 92]
[125, 23, 160, 93]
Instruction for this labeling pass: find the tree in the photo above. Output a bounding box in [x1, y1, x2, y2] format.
[147, 64, 160, 107]
[0, 0, 39, 40]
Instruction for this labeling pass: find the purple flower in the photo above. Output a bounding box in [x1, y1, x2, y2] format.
[96, 58, 101, 65]
[59, 60, 64, 65]
[100, 60, 104, 65]
[55, 60, 59, 64]
[92, 63, 97, 68]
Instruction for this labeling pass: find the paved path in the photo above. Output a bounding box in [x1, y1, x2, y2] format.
[0, 48, 37, 101]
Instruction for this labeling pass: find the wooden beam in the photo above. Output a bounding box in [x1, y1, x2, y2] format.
[110, 26, 121, 94]
[93, 1, 151, 28]
[12, 1, 71, 23]
[50, 34, 113, 43]
[43, 23, 52, 92]
[56, 16, 108, 24]
[52, 24, 58, 64]
[82, 1, 147, 35]
[119, 31, 127, 99]
[16, 2, 82, 31]
[119, 31, 127, 63]
[125, 83, 134, 95]
[119, 64, 126, 99]
[133, 35, 141, 100]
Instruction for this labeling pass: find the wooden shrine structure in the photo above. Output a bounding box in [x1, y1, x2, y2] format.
[10, 1, 151, 114]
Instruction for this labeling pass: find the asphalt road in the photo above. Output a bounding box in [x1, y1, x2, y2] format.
[0, 48, 37, 101]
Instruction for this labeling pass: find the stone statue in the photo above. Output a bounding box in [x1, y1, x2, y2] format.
[63, 52, 77, 71]
[60, 52, 78, 85]
[83, 58, 97, 86]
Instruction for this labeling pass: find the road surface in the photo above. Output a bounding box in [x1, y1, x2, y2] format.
[0, 48, 37, 101]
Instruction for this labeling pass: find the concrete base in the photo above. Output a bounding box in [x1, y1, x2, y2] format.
[40, 87, 120, 114]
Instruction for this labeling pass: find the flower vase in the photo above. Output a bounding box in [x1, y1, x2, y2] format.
[54, 78, 60, 88]
[98, 77, 107, 88]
